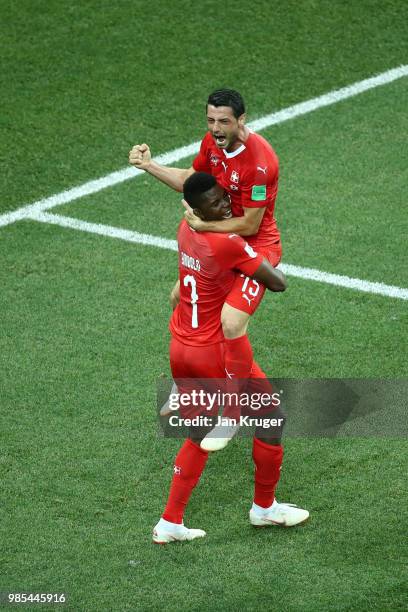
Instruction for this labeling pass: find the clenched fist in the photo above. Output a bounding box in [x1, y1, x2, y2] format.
[129, 143, 152, 170]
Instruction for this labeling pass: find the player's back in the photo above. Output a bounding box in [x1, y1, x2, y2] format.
[169, 221, 236, 346]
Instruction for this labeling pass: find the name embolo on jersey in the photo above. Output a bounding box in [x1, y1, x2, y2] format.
[169, 220, 263, 346]
[193, 131, 280, 249]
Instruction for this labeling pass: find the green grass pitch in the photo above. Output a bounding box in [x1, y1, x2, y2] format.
[1, 1, 407, 610]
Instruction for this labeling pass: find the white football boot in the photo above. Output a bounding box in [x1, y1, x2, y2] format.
[200, 418, 240, 452]
[249, 500, 309, 527]
[152, 518, 206, 544]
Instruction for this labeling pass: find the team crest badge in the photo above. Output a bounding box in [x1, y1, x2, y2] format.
[230, 170, 239, 183]
[210, 154, 220, 166]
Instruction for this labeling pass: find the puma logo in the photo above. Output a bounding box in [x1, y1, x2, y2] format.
[257, 166, 267, 174]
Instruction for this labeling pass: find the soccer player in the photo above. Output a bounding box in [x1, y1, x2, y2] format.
[129, 90, 281, 443]
[153, 172, 309, 544]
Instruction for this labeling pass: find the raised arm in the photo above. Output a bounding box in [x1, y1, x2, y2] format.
[129, 144, 195, 192]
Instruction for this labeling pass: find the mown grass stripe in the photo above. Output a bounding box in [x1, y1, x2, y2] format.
[1, 65, 407, 229]
[31, 212, 408, 300]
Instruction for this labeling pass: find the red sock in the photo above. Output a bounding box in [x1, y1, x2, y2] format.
[223, 335, 253, 419]
[252, 437, 283, 508]
[162, 439, 209, 524]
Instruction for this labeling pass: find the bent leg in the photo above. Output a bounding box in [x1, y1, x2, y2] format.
[221, 303, 251, 340]
[221, 276, 264, 381]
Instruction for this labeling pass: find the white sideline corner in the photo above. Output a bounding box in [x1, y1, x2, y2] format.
[0, 64, 407, 228]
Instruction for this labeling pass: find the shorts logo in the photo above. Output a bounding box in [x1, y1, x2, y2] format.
[174, 465, 182, 475]
[230, 170, 239, 183]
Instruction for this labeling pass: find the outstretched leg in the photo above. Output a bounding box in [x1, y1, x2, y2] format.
[153, 439, 209, 544]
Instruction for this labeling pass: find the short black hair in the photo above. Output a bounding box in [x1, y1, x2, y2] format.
[207, 89, 245, 119]
[183, 172, 216, 208]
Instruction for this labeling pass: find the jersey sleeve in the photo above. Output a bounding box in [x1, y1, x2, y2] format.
[193, 135, 211, 172]
[240, 166, 279, 209]
[211, 233, 264, 276]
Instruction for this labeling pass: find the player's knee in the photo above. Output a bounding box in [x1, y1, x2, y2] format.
[221, 313, 247, 339]
[221, 303, 250, 339]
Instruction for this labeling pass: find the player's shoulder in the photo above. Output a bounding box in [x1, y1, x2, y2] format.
[198, 232, 260, 269]
[205, 231, 247, 253]
[178, 218, 189, 236]
[179, 221, 226, 250]
[178, 219, 198, 245]
[243, 131, 279, 179]
[201, 131, 214, 148]
[246, 131, 276, 157]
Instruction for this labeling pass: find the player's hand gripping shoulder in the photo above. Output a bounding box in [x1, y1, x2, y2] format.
[182, 200, 207, 231]
[129, 143, 152, 170]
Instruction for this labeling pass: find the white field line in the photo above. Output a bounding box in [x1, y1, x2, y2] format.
[31, 212, 408, 301]
[1, 64, 407, 229]
[32, 212, 178, 251]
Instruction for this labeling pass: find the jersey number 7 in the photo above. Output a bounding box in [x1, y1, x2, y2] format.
[184, 274, 199, 329]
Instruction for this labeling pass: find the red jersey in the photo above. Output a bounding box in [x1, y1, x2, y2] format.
[193, 130, 280, 249]
[170, 220, 263, 346]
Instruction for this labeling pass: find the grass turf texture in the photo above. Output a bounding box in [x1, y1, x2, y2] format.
[1, 0, 408, 610]
[2, 0, 408, 213]
[55, 76, 408, 290]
